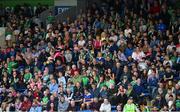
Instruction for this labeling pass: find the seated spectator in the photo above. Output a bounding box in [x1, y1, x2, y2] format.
[0, 0, 179, 111]
[81, 89, 93, 110]
[123, 97, 139, 112]
[116, 104, 122, 112]
[67, 100, 76, 111]
[1, 92, 15, 111]
[57, 71, 66, 87]
[23, 68, 32, 83]
[65, 88, 74, 102]
[89, 97, 101, 111]
[29, 98, 42, 112]
[58, 95, 69, 111]
[20, 96, 32, 111]
[147, 69, 159, 98]
[164, 66, 174, 82]
[99, 98, 111, 112]
[14, 98, 22, 111]
[73, 91, 83, 111]
[99, 85, 108, 99]
[115, 85, 128, 106]
[175, 94, 180, 111]
[132, 47, 146, 62]
[49, 78, 58, 94]
[46, 95, 58, 111]
[153, 95, 167, 110]
[89, 83, 100, 98]
[41, 91, 49, 110]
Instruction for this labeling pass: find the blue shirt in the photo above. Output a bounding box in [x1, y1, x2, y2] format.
[124, 48, 134, 58]
[96, 57, 105, 64]
[109, 44, 118, 53]
[49, 83, 58, 93]
[148, 77, 158, 87]
[156, 23, 166, 32]
[84, 93, 93, 102]
[133, 84, 145, 95]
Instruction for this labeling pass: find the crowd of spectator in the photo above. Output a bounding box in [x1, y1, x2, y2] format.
[0, 0, 179, 111]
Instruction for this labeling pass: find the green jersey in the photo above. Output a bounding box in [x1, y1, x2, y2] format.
[82, 76, 89, 87]
[42, 96, 49, 104]
[123, 103, 138, 112]
[8, 61, 17, 74]
[24, 73, 32, 82]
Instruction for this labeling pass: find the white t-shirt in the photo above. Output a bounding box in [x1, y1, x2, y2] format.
[100, 103, 111, 112]
[132, 51, 145, 61]
[78, 40, 85, 47]
[109, 35, 118, 42]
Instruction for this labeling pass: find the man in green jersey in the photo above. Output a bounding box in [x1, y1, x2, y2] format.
[123, 97, 140, 112]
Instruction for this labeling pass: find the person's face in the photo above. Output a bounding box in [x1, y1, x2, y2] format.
[104, 99, 108, 104]
[80, 36, 84, 40]
[107, 69, 111, 73]
[136, 47, 140, 52]
[76, 82, 80, 87]
[84, 90, 88, 94]
[137, 79, 141, 85]
[72, 65, 76, 70]
[56, 60, 61, 65]
[50, 95, 54, 101]
[24, 97, 28, 101]
[11, 56, 15, 61]
[67, 89, 71, 94]
[12, 71, 17, 76]
[175, 84, 179, 89]
[128, 99, 133, 104]
[128, 84, 132, 89]
[25, 69, 29, 73]
[106, 56, 110, 61]
[168, 81, 172, 85]
[50, 103, 54, 107]
[98, 52, 102, 57]
[158, 88, 163, 94]
[3, 77, 7, 81]
[94, 98, 98, 103]
[70, 101, 75, 107]
[74, 71, 79, 76]
[123, 77, 127, 81]
[123, 67, 128, 72]
[60, 97, 65, 102]
[166, 68, 171, 72]
[116, 63, 120, 68]
[100, 76, 104, 81]
[92, 84, 96, 89]
[59, 72, 62, 77]
[8, 93, 13, 97]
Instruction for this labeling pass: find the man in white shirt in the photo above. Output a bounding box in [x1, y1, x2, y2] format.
[132, 47, 145, 62]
